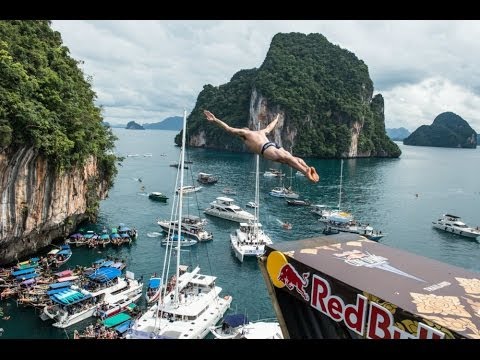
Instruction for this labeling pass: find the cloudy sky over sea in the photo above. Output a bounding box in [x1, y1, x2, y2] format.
[51, 20, 480, 132]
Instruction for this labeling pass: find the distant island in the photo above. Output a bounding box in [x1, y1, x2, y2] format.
[125, 121, 145, 130]
[143, 116, 182, 131]
[403, 112, 477, 148]
[386, 127, 410, 141]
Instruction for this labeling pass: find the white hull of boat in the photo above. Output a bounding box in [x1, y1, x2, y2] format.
[128, 267, 232, 339]
[203, 209, 256, 223]
[210, 320, 283, 339]
[432, 223, 480, 239]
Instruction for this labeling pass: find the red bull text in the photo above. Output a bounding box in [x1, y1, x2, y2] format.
[277, 264, 445, 339]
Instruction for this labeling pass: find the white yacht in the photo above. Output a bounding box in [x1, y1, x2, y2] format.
[432, 214, 480, 239]
[157, 215, 213, 242]
[176, 185, 202, 194]
[210, 314, 283, 339]
[127, 266, 232, 339]
[41, 268, 143, 328]
[204, 196, 256, 223]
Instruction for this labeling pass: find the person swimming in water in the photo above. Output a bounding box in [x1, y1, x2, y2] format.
[203, 110, 319, 183]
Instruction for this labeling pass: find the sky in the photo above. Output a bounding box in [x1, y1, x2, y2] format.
[51, 20, 480, 132]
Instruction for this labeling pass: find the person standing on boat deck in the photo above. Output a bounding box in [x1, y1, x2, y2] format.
[203, 110, 320, 183]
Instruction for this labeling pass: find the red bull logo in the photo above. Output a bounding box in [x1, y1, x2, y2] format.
[278, 263, 310, 301]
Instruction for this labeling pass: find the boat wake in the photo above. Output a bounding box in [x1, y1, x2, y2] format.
[146, 232, 162, 238]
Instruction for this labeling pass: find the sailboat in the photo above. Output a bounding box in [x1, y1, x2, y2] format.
[268, 147, 299, 199]
[230, 129, 273, 262]
[311, 159, 353, 223]
[126, 110, 232, 339]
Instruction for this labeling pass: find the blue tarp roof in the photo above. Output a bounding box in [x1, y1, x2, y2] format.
[148, 278, 162, 288]
[50, 289, 91, 306]
[223, 314, 248, 327]
[87, 266, 121, 283]
[11, 267, 36, 276]
[15, 272, 38, 281]
[47, 287, 72, 295]
[49, 281, 72, 289]
[115, 320, 133, 334]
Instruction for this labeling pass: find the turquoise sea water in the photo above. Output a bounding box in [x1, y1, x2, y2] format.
[1, 128, 480, 338]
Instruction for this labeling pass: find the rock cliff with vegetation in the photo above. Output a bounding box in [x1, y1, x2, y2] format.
[176, 32, 400, 159]
[403, 112, 477, 148]
[0, 20, 118, 264]
[125, 121, 144, 130]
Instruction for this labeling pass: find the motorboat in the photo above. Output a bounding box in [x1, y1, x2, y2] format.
[148, 192, 168, 202]
[432, 214, 480, 239]
[286, 199, 310, 206]
[269, 186, 299, 199]
[157, 214, 213, 242]
[204, 197, 256, 223]
[176, 185, 202, 194]
[197, 172, 218, 185]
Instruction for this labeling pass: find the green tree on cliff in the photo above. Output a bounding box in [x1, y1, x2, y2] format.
[0, 20, 117, 186]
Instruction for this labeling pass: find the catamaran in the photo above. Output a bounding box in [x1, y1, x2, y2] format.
[231, 150, 273, 262]
[127, 110, 232, 339]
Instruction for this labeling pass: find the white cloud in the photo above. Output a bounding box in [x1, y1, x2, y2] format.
[51, 20, 480, 130]
[383, 77, 480, 132]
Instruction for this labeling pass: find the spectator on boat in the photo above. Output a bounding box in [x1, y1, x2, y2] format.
[203, 110, 319, 183]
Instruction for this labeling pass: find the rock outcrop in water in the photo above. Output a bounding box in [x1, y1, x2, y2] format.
[177, 32, 400, 159]
[404, 112, 477, 148]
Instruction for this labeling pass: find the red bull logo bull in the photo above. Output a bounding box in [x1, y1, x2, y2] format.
[278, 263, 310, 301]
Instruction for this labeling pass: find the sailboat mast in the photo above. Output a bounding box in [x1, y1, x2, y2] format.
[337, 159, 344, 210]
[174, 109, 187, 304]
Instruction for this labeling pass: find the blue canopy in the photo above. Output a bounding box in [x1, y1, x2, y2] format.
[49, 281, 72, 289]
[119, 226, 131, 231]
[223, 314, 248, 328]
[57, 249, 71, 256]
[115, 320, 133, 334]
[120, 233, 130, 238]
[110, 233, 120, 238]
[148, 278, 162, 289]
[87, 266, 121, 283]
[30, 257, 40, 262]
[100, 234, 110, 240]
[11, 267, 36, 277]
[50, 289, 91, 306]
[15, 272, 38, 281]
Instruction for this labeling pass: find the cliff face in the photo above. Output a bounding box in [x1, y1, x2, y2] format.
[0, 147, 109, 265]
[180, 33, 400, 159]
